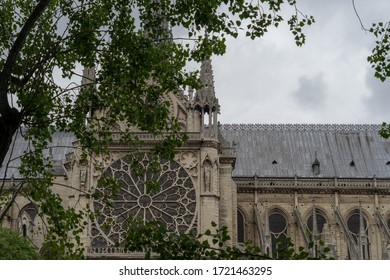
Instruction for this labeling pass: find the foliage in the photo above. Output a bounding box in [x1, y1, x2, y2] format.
[368, 22, 390, 138]
[0, 1, 315, 258]
[368, 22, 390, 83]
[351, 0, 390, 137]
[369, 22, 390, 138]
[0, 226, 38, 259]
[122, 220, 333, 260]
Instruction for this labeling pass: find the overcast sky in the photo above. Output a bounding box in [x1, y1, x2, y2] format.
[210, 0, 390, 125]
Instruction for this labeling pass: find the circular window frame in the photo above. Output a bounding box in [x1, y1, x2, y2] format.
[90, 153, 197, 248]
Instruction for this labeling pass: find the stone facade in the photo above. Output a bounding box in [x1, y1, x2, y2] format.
[233, 177, 390, 259]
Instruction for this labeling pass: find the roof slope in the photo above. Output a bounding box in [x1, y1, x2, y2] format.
[3, 124, 390, 179]
[0, 131, 75, 179]
[220, 124, 390, 178]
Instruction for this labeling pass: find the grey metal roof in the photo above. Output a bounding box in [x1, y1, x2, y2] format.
[3, 124, 390, 179]
[0, 131, 75, 179]
[220, 124, 390, 178]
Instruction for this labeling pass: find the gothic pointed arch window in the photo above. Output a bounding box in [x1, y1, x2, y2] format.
[268, 210, 288, 254]
[347, 209, 370, 260]
[18, 203, 42, 247]
[306, 209, 327, 258]
[237, 210, 245, 244]
[306, 211, 327, 236]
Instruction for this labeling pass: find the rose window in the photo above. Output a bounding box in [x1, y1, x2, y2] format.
[90, 153, 197, 248]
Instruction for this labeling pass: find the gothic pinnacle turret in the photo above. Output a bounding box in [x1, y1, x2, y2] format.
[190, 59, 220, 139]
[194, 59, 219, 111]
[80, 66, 97, 118]
[81, 66, 96, 87]
[197, 59, 215, 100]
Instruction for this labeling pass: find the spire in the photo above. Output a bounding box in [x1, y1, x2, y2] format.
[195, 59, 216, 102]
[144, 0, 172, 43]
[192, 59, 220, 139]
[200, 59, 215, 96]
[81, 66, 96, 87]
[194, 58, 219, 113]
[80, 66, 97, 118]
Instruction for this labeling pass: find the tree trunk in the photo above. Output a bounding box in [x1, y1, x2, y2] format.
[0, 110, 20, 169]
[0, 0, 51, 167]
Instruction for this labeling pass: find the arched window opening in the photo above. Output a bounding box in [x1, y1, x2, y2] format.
[269, 211, 288, 255]
[18, 204, 39, 242]
[347, 210, 370, 260]
[204, 113, 210, 126]
[306, 211, 327, 258]
[307, 213, 327, 236]
[22, 224, 27, 237]
[237, 210, 245, 244]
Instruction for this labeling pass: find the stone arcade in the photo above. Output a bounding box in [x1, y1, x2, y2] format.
[1, 60, 390, 259]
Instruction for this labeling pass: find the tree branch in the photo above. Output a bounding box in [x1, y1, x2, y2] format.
[352, 0, 369, 32]
[0, 0, 51, 115]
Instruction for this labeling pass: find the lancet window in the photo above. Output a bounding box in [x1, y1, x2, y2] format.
[18, 204, 38, 239]
[268, 210, 288, 255]
[347, 209, 370, 260]
[237, 210, 245, 244]
[306, 211, 327, 237]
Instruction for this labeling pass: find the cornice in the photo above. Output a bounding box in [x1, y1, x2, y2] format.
[235, 176, 390, 194]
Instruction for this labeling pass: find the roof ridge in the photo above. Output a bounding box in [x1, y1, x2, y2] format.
[220, 123, 382, 131]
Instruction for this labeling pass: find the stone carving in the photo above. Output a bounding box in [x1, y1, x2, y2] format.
[179, 152, 197, 169]
[177, 106, 187, 123]
[214, 159, 219, 195]
[64, 152, 75, 171]
[204, 164, 211, 192]
[178, 151, 198, 177]
[80, 167, 87, 189]
[110, 151, 122, 162]
[203, 157, 212, 193]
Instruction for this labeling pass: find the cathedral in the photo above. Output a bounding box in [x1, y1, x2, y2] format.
[1, 59, 390, 260]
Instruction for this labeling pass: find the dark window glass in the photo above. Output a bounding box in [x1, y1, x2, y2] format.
[269, 212, 288, 254]
[347, 210, 370, 260]
[307, 213, 326, 233]
[269, 213, 286, 233]
[22, 224, 27, 237]
[347, 212, 367, 235]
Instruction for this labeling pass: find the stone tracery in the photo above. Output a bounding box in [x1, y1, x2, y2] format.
[90, 153, 197, 248]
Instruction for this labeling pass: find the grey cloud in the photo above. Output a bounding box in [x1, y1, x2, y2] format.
[292, 73, 327, 109]
[363, 71, 390, 122]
